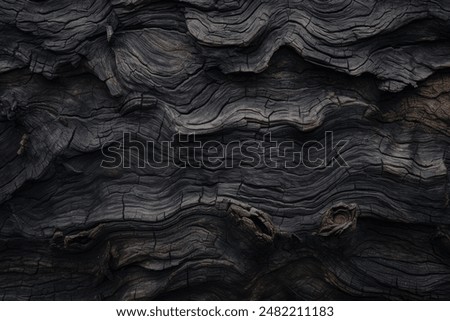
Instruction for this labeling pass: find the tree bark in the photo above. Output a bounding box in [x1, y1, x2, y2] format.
[0, 0, 449, 300]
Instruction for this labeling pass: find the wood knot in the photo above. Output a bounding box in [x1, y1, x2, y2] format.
[50, 225, 103, 252]
[316, 202, 358, 237]
[227, 202, 275, 246]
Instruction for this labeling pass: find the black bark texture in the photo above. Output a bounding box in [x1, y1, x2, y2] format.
[0, 0, 449, 300]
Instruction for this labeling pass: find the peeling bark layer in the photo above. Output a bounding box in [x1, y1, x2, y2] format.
[0, 0, 449, 300]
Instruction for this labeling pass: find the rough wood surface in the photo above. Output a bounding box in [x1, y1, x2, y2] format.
[0, 0, 449, 300]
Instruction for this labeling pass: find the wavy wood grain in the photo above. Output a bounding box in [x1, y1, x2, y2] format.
[0, 0, 449, 300]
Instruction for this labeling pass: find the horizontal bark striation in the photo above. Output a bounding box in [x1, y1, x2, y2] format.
[0, 0, 449, 300]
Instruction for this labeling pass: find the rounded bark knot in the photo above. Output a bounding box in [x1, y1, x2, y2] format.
[227, 203, 275, 247]
[316, 202, 359, 237]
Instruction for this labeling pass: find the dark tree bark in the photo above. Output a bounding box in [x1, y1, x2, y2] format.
[0, 0, 449, 300]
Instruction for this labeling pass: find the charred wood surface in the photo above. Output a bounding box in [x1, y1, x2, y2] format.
[0, 0, 449, 300]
